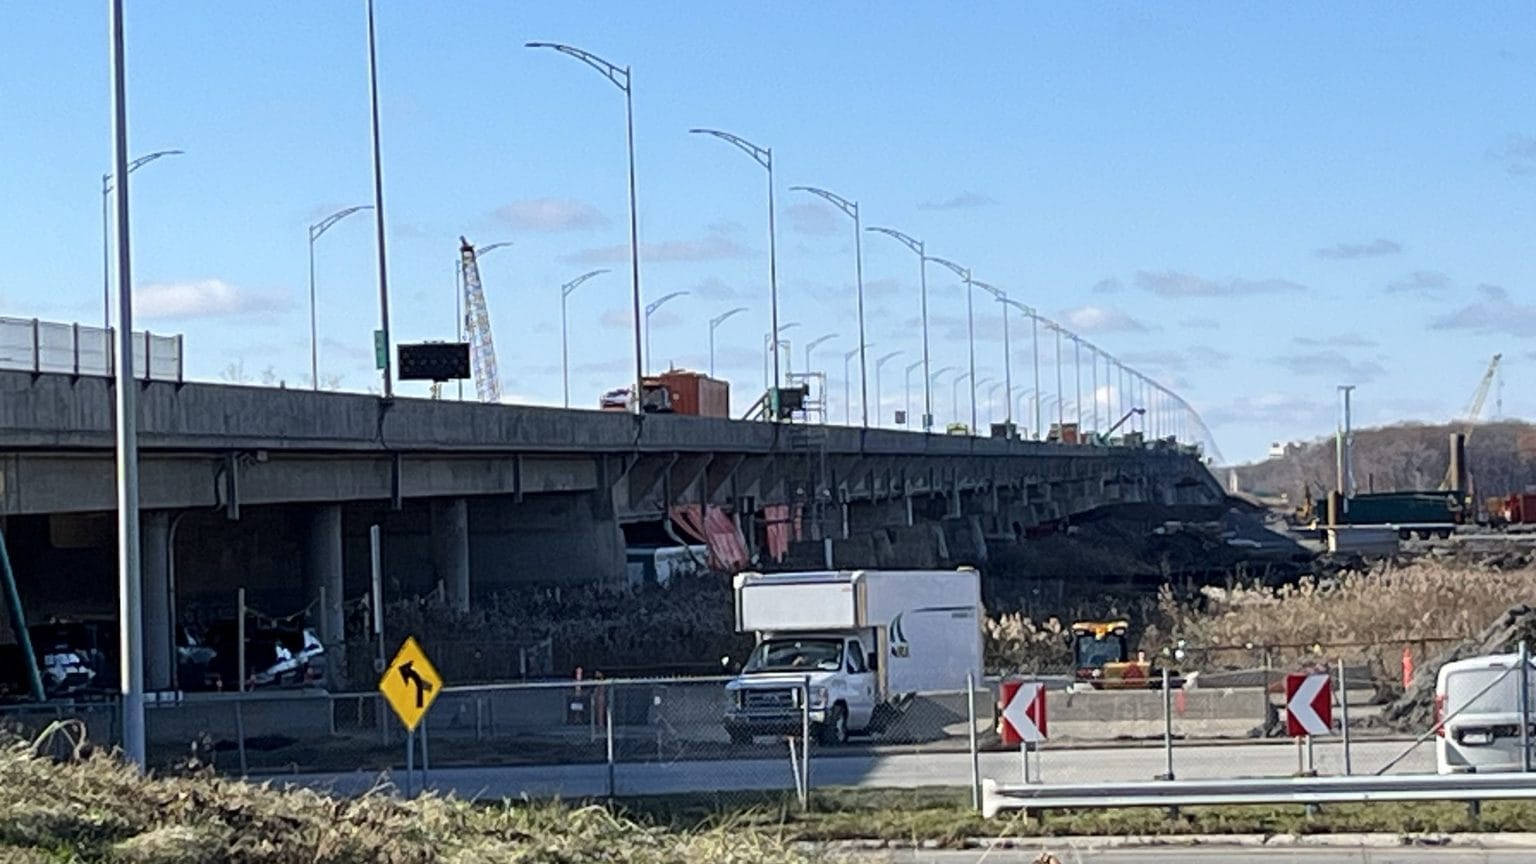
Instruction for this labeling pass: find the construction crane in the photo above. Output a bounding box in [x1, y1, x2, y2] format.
[459, 237, 501, 403]
[1441, 353, 1501, 489]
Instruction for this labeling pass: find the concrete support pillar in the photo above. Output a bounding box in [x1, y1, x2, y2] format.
[904, 495, 915, 527]
[140, 510, 173, 691]
[947, 485, 962, 519]
[304, 505, 346, 687]
[431, 499, 470, 613]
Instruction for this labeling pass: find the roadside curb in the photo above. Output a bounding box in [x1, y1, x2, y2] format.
[816, 832, 1536, 851]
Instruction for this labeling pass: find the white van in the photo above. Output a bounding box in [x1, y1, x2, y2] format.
[1435, 652, 1536, 774]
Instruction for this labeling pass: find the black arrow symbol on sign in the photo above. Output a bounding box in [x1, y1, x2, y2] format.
[399, 661, 433, 709]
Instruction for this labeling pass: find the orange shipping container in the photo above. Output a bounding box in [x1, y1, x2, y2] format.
[656, 370, 730, 418]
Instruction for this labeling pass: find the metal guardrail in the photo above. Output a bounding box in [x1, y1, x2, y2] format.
[0, 316, 183, 381]
[981, 773, 1536, 818]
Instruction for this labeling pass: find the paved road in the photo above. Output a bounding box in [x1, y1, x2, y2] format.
[875, 848, 1533, 863]
[270, 738, 1436, 800]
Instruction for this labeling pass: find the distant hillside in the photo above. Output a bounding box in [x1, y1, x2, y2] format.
[1232, 421, 1536, 503]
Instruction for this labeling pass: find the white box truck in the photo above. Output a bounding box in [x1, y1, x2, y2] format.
[722, 568, 983, 745]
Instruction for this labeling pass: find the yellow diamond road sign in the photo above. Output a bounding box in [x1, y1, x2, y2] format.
[378, 636, 442, 732]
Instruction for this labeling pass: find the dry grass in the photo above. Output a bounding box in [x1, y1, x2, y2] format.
[983, 614, 1073, 674]
[0, 725, 823, 864]
[1150, 561, 1536, 677]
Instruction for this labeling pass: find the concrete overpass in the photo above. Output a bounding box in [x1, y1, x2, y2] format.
[0, 369, 1222, 689]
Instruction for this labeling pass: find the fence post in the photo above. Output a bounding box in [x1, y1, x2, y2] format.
[1260, 647, 1272, 737]
[967, 672, 981, 812]
[1162, 667, 1175, 781]
[1521, 641, 1531, 773]
[800, 674, 811, 812]
[605, 680, 616, 798]
[30, 318, 41, 372]
[71, 323, 80, 376]
[1338, 658, 1352, 776]
[142, 329, 152, 382]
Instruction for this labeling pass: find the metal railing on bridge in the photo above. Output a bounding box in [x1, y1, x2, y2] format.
[0, 316, 183, 382]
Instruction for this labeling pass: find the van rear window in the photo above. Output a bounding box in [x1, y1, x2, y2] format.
[1446, 668, 1526, 715]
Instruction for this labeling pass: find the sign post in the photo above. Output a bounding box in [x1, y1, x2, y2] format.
[1000, 678, 1047, 783]
[1285, 671, 1333, 777]
[379, 636, 443, 797]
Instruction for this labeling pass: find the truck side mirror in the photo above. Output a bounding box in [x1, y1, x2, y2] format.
[867, 651, 878, 671]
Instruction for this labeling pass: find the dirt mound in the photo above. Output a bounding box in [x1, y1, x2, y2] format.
[1369, 605, 1536, 732]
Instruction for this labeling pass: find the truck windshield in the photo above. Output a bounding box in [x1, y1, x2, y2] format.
[1074, 635, 1125, 669]
[744, 639, 844, 673]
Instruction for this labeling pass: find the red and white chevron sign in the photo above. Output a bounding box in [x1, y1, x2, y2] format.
[1000, 679, 1047, 744]
[1285, 672, 1333, 737]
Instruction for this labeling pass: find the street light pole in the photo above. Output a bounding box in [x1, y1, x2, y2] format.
[364, 0, 396, 398]
[108, 0, 145, 771]
[643, 291, 689, 373]
[1051, 322, 1065, 431]
[842, 344, 871, 425]
[707, 306, 748, 378]
[928, 256, 978, 432]
[692, 129, 780, 412]
[764, 321, 800, 390]
[307, 205, 373, 391]
[792, 186, 868, 427]
[952, 371, 971, 425]
[1072, 334, 1083, 430]
[101, 149, 182, 336]
[867, 226, 932, 432]
[805, 333, 839, 376]
[873, 350, 902, 430]
[528, 41, 643, 415]
[904, 359, 923, 430]
[560, 269, 609, 408]
[975, 281, 1011, 431]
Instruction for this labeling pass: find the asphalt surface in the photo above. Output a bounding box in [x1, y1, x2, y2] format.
[874, 849, 1534, 863]
[272, 738, 1436, 799]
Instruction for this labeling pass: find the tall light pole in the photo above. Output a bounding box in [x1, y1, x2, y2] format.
[873, 350, 902, 430]
[644, 290, 688, 373]
[867, 226, 932, 431]
[1070, 332, 1084, 430]
[364, 0, 397, 398]
[692, 128, 780, 410]
[107, 0, 146, 771]
[1084, 340, 1100, 433]
[528, 41, 643, 414]
[560, 269, 609, 407]
[931, 364, 958, 425]
[1000, 297, 1041, 439]
[974, 280, 1011, 431]
[102, 149, 182, 336]
[842, 345, 871, 425]
[983, 380, 1004, 425]
[952, 371, 972, 425]
[708, 306, 748, 378]
[1049, 321, 1065, 431]
[805, 332, 839, 375]
[928, 256, 978, 432]
[791, 186, 868, 427]
[903, 359, 924, 429]
[304, 205, 373, 391]
[765, 321, 800, 389]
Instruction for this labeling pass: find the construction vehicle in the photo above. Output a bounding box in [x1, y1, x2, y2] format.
[459, 237, 501, 403]
[1095, 408, 1145, 445]
[601, 370, 731, 416]
[1070, 619, 1172, 689]
[1441, 353, 1500, 492]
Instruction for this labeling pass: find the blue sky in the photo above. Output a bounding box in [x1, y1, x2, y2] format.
[3, 3, 1536, 464]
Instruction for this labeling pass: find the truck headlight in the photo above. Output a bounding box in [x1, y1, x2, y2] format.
[809, 687, 829, 708]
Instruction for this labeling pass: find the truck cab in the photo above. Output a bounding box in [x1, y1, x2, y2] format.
[723, 569, 982, 746]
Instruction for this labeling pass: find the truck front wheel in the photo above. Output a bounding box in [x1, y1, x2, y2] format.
[818, 704, 850, 746]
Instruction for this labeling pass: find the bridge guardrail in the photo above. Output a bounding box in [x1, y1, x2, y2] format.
[0, 316, 182, 382]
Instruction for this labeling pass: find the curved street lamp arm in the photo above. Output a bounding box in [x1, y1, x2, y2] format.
[926, 255, 969, 281]
[690, 128, 771, 169]
[525, 42, 629, 91]
[563, 268, 609, 297]
[310, 204, 374, 242]
[905, 359, 925, 373]
[865, 226, 923, 256]
[790, 185, 857, 219]
[876, 350, 903, 368]
[806, 333, 839, 353]
[645, 290, 689, 315]
[479, 241, 514, 257]
[105, 148, 185, 191]
[997, 296, 1036, 316]
[930, 365, 958, 382]
[972, 279, 1003, 300]
[710, 305, 749, 328]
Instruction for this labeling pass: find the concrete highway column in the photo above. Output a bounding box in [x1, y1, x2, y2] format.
[431, 499, 471, 613]
[140, 510, 173, 691]
[305, 505, 345, 680]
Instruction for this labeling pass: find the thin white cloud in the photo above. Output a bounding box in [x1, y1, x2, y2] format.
[1270, 350, 1386, 382]
[1092, 278, 1124, 294]
[918, 191, 998, 211]
[1061, 304, 1149, 333]
[1431, 283, 1536, 335]
[1135, 270, 1307, 298]
[783, 201, 841, 236]
[1179, 317, 1220, 330]
[136, 279, 287, 320]
[1491, 134, 1536, 176]
[1386, 271, 1450, 297]
[1314, 238, 1403, 260]
[1293, 334, 1378, 348]
[494, 198, 609, 232]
